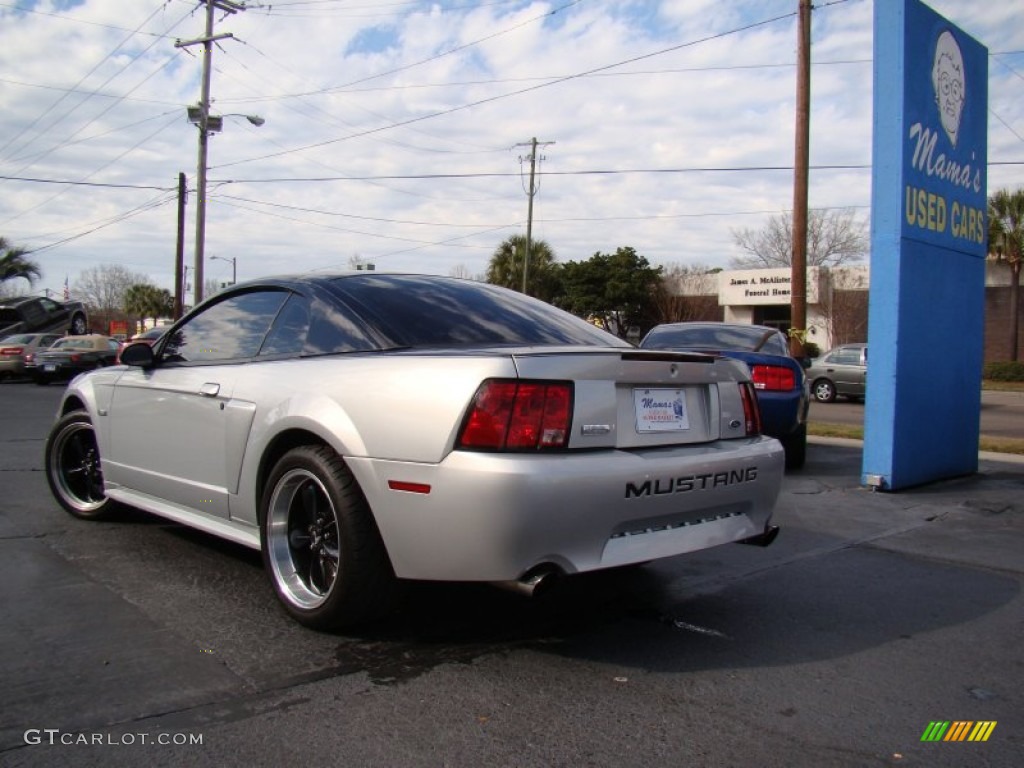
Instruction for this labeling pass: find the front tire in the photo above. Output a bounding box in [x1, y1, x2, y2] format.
[812, 378, 836, 403]
[261, 445, 395, 630]
[45, 410, 111, 519]
[70, 313, 87, 335]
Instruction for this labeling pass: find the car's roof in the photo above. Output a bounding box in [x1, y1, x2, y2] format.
[650, 321, 781, 333]
[53, 334, 112, 345]
[0, 296, 36, 307]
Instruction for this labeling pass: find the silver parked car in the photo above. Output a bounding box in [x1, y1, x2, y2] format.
[45, 274, 784, 630]
[806, 343, 868, 402]
[0, 332, 62, 380]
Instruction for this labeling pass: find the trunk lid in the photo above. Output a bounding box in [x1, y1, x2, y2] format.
[510, 349, 754, 449]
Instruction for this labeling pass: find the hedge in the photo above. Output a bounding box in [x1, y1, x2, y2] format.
[983, 361, 1024, 381]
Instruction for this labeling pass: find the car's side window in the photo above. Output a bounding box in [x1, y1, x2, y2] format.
[259, 295, 311, 357]
[162, 290, 289, 363]
[21, 301, 44, 325]
[831, 348, 860, 365]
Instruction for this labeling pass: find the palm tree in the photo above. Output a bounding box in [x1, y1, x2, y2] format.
[988, 188, 1024, 362]
[124, 284, 174, 330]
[0, 238, 42, 288]
[486, 235, 558, 300]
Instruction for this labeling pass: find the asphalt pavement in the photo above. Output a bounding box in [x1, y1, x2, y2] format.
[1, 385, 1022, 767]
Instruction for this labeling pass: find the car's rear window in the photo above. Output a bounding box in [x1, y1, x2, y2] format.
[52, 339, 93, 350]
[643, 325, 789, 356]
[328, 275, 628, 348]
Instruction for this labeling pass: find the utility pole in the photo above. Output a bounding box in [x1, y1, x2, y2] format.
[790, 0, 812, 358]
[514, 137, 555, 295]
[174, 172, 186, 320]
[175, 0, 245, 307]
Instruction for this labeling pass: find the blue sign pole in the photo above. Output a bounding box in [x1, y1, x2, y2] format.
[863, 0, 988, 490]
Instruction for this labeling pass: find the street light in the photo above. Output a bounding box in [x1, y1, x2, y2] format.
[188, 105, 263, 306]
[210, 254, 237, 286]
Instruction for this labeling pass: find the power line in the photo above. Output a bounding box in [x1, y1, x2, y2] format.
[213, 9, 800, 170]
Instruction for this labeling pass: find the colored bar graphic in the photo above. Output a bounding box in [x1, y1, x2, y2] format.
[968, 722, 997, 742]
[945, 722, 972, 741]
[921, 722, 950, 742]
[920, 721, 997, 742]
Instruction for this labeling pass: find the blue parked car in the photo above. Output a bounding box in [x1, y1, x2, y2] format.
[639, 322, 809, 470]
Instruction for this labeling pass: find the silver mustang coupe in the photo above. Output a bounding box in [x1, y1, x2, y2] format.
[45, 274, 784, 630]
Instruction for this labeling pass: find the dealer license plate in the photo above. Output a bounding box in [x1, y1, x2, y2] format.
[634, 388, 689, 433]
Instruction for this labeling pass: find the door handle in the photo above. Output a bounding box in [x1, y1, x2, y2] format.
[199, 382, 220, 397]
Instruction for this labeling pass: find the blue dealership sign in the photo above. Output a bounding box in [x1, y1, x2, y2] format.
[901, 5, 988, 253]
[864, 1, 988, 490]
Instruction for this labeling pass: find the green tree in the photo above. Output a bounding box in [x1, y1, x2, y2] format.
[124, 284, 174, 330]
[988, 187, 1024, 362]
[553, 247, 662, 340]
[486, 235, 558, 300]
[0, 238, 41, 289]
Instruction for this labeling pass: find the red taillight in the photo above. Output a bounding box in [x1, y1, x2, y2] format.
[0, 346, 23, 356]
[751, 364, 796, 391]
[458, 379, 572, 451]
[70, 354, 81, 363]
[739, 381, 762, 436]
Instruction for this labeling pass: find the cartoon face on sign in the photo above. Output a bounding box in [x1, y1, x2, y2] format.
[931, 30, 965, 147]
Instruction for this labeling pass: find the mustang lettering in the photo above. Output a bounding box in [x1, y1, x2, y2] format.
[625, 467, 759, 498]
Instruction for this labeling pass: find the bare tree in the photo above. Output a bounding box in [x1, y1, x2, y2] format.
[731, 208, 868, 269]
[819, 268, 869, 347]
[449, 264, 482, 281]
[650, 263, 722, 324]
[74, 264, 149, 318]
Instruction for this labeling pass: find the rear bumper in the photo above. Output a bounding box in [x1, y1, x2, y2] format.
[349, 436, 785, 581]
[756, 390, 808, 439]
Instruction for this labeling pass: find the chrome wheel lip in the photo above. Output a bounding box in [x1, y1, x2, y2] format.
[266, 468, 341, 611]
[49, 420, 106, 513]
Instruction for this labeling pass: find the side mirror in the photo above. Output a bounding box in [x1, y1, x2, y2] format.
[119, 341, 155, 368]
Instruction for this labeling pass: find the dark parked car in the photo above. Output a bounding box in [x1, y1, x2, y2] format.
[0, 332, 63, 380]
[115, 326, 168, 363]
[32, 334, 120, 384]
[0, 296, 88, 337]
[806, 343, 868, 402]
[639, 322, 809, 469]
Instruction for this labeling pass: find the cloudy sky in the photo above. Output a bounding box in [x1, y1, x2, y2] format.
[1, 0, 1021, 302]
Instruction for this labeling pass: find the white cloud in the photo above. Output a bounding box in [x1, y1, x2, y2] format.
[0, 0, 1020, 300]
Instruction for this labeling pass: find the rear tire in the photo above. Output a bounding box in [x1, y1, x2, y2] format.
[261, 445, 395, 631]
[45, 410, 112, 519]
[812, 378, 836, 403]
[70, 313, 87, 335]
[782, 424, 807, 471]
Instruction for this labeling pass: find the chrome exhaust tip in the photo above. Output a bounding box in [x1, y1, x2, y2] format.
[490, 566, 560, 598]
[737, 524, 780, 547]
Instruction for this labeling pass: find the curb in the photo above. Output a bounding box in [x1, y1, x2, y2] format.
[808, 435, 1024, 465]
